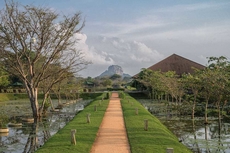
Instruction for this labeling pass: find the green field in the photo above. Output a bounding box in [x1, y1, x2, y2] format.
[36, 94, 108, 153]
[121, 92, 192, 153]
[36, 92, 192, 153]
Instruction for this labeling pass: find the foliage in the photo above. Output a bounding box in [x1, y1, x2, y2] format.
[109, 74, 122, 80]
[134, 56, 230, 122]
[0, 111, 9, 128]
[107, 88, 124, 91]
[0, 68, 10, 88]
[80, 92, 104, 100]
[101, 78, 112, 87]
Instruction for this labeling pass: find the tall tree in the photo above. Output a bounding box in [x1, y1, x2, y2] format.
[182, 70, 202, 120]
[162, 71, 180, 104]
[0, 1, 89, 118]
[207, 56, 230, 121]
[199, 68, 214, 124]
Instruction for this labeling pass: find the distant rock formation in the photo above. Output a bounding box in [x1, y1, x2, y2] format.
[98, 65, 131, 78]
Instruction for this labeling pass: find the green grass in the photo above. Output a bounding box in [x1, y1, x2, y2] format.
[121, 93, 193, 153]
[36, 94, 109, 153]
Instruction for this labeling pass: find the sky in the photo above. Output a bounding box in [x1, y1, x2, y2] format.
[1, 0, 230, 77]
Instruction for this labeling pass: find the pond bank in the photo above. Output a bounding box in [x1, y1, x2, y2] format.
[0, 99, 92, 153]
[36, 94, 109, 153]
[37, 92, 193, 153]
[121, 93, 192, 153]
[137, 98, 230, 153]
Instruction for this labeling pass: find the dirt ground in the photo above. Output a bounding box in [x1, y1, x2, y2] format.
[90, 92, 131, 153]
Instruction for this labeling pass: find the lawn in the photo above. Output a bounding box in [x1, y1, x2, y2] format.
[120, 92, 193, 153]
[36, 93, 109, 153]
[36, 91, 193, 153]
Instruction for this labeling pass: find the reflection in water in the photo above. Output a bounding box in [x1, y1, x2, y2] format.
[138, 99, 230, 153]
[23, 118, 38, 153]
[0, 100, 91, 153]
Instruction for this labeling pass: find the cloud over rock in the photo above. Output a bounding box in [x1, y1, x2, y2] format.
[77, 35, 164, 77]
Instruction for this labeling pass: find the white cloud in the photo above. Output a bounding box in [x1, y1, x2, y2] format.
[79, 36, 164, 77]
[73, 33, 114, 65]
[155, 2, 230, 13]
[73, 1, 230, 77]
[149, 22, 230, 44]
[74, 34, 166, 77]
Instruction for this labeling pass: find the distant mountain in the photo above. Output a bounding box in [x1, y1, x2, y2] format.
[98, 65, 131, 78]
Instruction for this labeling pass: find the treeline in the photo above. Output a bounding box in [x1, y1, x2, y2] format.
[134, 56, 230, 123]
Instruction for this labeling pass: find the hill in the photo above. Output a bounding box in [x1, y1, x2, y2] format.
[98, 65, 131, 78]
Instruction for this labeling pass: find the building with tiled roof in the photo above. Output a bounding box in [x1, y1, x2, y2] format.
[134, 54, 205, 78]
[147, 54, 205, 76]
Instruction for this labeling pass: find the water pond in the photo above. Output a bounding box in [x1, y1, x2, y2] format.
[0, 99, 91, 153]
[138, 99, 230, 153]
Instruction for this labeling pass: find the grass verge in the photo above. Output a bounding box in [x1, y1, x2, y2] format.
[121, 92, 192, 153]
[36, 94, 109, 153]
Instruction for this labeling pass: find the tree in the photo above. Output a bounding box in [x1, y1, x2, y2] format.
[206, 56, 230, 121]
[0, 1, 89, 118]
[182, 70, 202, 120]
[0, 67, 10, 88]
[196, 56, 230, 124]
[162, 71, 180, 104]
[101, 78, 112, 87]
[137, 68, 156, 99]
[110, 74, 122, 80]
[198, 68, 216, 123]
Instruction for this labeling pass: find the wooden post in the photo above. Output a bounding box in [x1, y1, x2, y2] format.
[87, 114, 91, 123]
[135, 108, 138, 115]
[94, 105, 97, 111]
[166, 148, 174, 153]
[144, 119, 148, 131]
[71, 129, 76, 145]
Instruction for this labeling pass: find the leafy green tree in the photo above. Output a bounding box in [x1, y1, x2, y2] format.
[207, 56, 230, 120]
[110, 74, 122, 80]
[137, 68, 157, 99]
[182, 70, 202, 119]
[199, 56, 230, 123]
[0, 68, 10, 88]
[162, 71, 181, 104]
[199, 68, 215, 123]
[101, 78, 112, 87]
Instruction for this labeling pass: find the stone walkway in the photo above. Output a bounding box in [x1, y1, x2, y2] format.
[90, 92, 130, 153]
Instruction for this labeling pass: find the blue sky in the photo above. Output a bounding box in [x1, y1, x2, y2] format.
[1, 0, 230, 77]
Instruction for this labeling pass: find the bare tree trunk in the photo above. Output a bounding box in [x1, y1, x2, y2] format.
[39, 92, 48, 116]
[204, 99, 209, 124]
[54, 88, 62, 105]
[49, 95, 55, 110]
[192, 95, 197, 120]
[25, 84, 39, 118]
